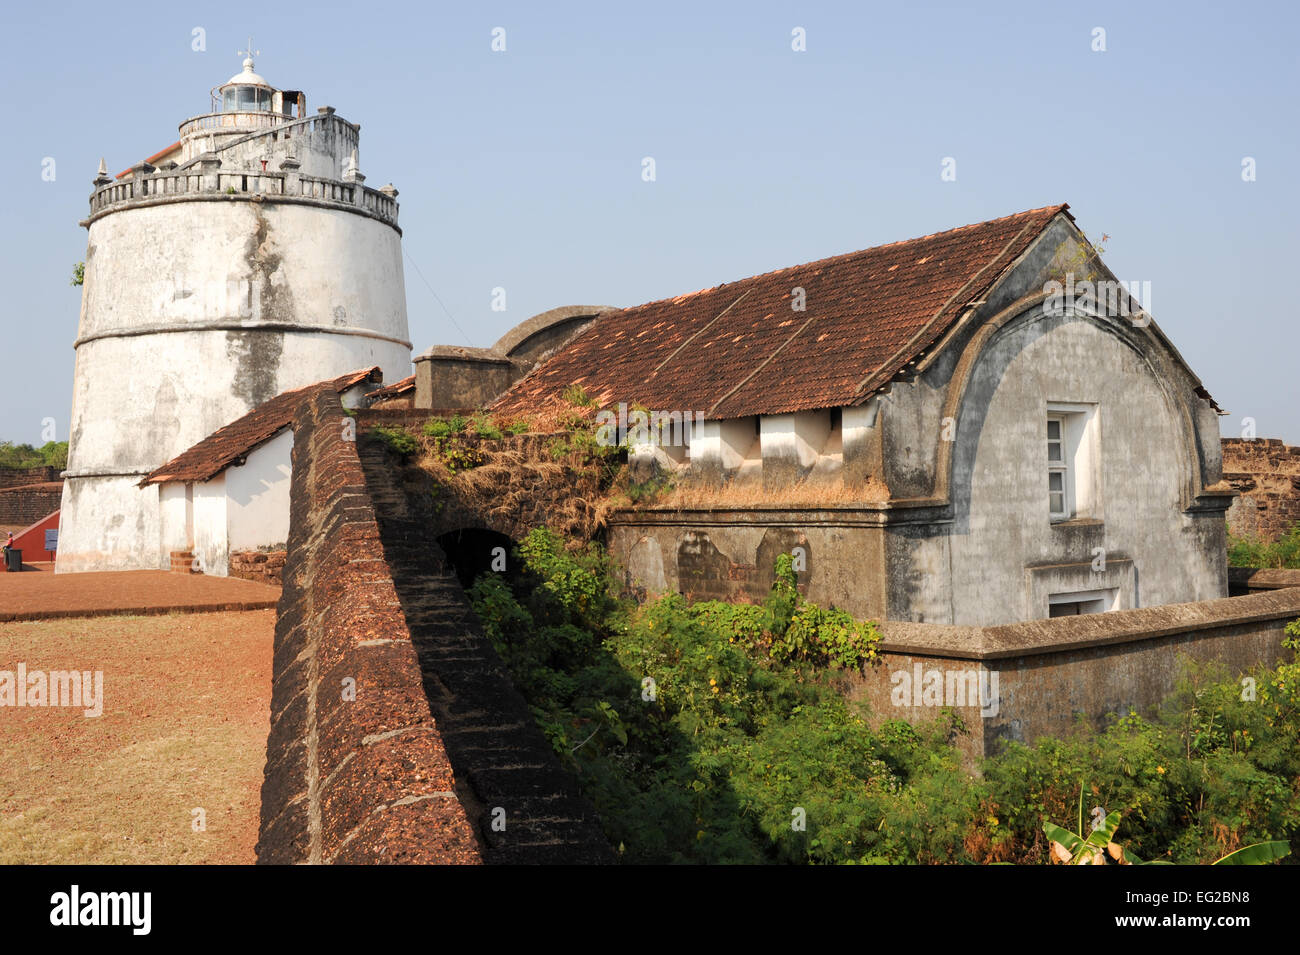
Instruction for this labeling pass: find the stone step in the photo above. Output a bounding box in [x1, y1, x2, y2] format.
[169, 550, 200, 574]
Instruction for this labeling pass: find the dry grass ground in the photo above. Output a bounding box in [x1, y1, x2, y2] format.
[0, 610, 273, 864]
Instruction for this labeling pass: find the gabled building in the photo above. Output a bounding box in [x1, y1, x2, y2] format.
[490, 204, 1235, 625]
[140, 369, 380, 577]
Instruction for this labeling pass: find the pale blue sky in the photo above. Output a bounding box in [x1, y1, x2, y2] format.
[1, 0, 1295, 445]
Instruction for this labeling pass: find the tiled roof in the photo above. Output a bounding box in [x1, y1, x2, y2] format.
[115, 141, 183, 179]
[0, 482, 63, 494]
[140, 368, 382, 486]
[365, 374, 415, 401]
[492, 205, 1070, 419]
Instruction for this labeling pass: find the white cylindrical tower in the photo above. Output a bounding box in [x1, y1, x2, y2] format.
[58, 52, 411, 572]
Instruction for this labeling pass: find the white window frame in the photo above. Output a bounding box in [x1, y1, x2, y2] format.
[1046, 402, 1101, 523]
[1047, 414, 1069, 519]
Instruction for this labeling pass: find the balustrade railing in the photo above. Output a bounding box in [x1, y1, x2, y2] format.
[87, 164, 397, 225]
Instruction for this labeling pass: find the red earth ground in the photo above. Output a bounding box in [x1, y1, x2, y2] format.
[1, 570, 277, 863]
[1, 566, 279, 620]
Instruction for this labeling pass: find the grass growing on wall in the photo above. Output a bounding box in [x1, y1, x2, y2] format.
[468, 529, 1300, 864]
[1228, 522, 1300, 569]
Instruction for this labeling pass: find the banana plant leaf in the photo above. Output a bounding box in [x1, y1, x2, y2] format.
[1212, 841, 1291, 865]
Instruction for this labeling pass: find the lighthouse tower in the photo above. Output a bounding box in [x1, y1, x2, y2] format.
[58, 48, 411, 572]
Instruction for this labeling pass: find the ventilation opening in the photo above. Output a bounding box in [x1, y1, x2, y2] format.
[1048, 588, 1117, 617]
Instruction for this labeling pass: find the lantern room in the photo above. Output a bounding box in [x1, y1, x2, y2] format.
[215, 47, 306, 118]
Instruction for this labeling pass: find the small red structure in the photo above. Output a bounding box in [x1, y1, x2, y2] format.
[10, 510, 59, 564]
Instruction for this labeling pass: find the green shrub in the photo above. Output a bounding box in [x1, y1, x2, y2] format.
[471, 413, 503, 440]
[464, 530, 1300, 865]
[1227, 522, 1300, 569]
[368, 425, 418, 457]
[422, 418, 453, 439]
[562, 383, 596, 408]
[421, 415, 487, 471]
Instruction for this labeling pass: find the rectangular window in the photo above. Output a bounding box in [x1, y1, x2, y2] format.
[1047, 415, 1068, 518]
[1045, 403, 1101, 522]
[1048, 588, 1117, 616]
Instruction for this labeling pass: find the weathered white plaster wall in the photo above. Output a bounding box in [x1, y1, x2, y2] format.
[760, 411, 831, 469]
[192, 477, 228, 576]
[897, 306, 1227, 626]
[78, 201, 408, 346]
[158, 482, 191, 556]
[58, 193, 410, 573]
[55, 478, 164, 573]
[226, 428, 293, 552]
[178, 110, 357, 179]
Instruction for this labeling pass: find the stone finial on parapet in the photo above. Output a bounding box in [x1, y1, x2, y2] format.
[344, 147, 365, 185]
[279, 154, 301, 193]
[379, 183, 398, 198]
[93, 158, 112, 187]
[193, 153, 222, 190]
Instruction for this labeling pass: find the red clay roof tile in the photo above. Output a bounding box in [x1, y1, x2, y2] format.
[364, 374, 415, 401]
[491, 205, 1070, 419]
[140, 368, 382, 486]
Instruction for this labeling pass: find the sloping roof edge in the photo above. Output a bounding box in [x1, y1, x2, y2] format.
[489, 204, 1071, 420]
[365, 374, 415, 401]
[140, 367, 382, 486]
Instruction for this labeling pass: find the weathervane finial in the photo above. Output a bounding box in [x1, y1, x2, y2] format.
[237, 37, 260, 66]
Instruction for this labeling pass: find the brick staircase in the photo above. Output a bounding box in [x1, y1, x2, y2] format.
[356, 436, 613, 864]
[169, 550, 199, 573]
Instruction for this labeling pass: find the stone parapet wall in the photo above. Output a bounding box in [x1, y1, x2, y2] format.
[86, 111, 400, 231]
[256, 387, 480, 864]
[0, 482, 63, 527]
[0, 466, 61, 489]
[355, 431, 615, 863]
[853, 588, 1300, 764]
[1222, 437, 1300, 541]
[1228, 567, 1300, 595]
[230, 550, 286, 586]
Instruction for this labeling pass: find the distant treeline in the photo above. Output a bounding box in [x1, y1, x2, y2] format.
[0, 441, 69, 470]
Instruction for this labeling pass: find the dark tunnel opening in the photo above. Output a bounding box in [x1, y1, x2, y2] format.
[436, 527, 521, 591]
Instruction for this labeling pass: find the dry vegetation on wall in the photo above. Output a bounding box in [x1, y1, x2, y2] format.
[364, 386, 894, 531]
[630, 474, 892, 510]
[364, 410, 619, 543]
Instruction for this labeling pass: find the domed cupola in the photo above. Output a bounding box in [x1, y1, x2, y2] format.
[176, 42, 308, 161]
[219, 52, 275, 112]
